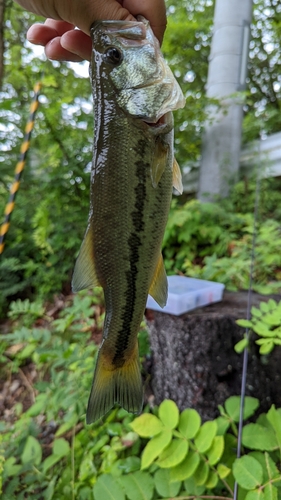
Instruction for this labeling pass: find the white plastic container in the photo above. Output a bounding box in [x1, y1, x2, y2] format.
[146, 275, 225, 316]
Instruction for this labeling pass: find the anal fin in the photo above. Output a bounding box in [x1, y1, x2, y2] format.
[173, 158, 183, 194]
[148, 254, 168, 308]
[72, 222, 100, 292]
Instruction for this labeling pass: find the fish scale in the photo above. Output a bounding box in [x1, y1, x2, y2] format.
[72, 17, 185, 423]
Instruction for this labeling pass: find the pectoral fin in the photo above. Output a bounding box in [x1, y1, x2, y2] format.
[173, 158, 183, 194]
[148, 254, 168, 308]
[151, 137, 169, 188]
[72, 223, 100, 292]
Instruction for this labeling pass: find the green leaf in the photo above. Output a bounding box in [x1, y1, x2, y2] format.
[42, 454, 63, 473]
[236, 319, 252, 328]
[251, 307, 262, 318]
[225, 396, 259, 422]
[245, 490, 265, 500]
[21, 435, 42, 466]
[259, 341, 274, 354]
[170, 450, 200, 482]
[154, 469, 181, 498]
[252, 321, 273, 337]
[264, 452, 280, 481]
[233, 456, 264, 489]
[206, 435, 224, 465]
[55, 413, 78, 437]
[193, 460, 209, 486]
[130, 414, 163, 437]
[118, 471, 154, 500]
[158, 400, 179, 429]
[194, 420, 217, 453]
[267, 405, 281, 450]
[178, 408, 201, 439]
[242, 424, 278, 451]
[235, 337, 249, 353]
[264, 484, 278, 500]
[141, 430, 172, 470]
[215, 416, 230, 435]
[3, 457, 21, 478]
[93, 474, 125, 500]
[157, 438, 188, 468]
[184, 476, 205, 496]
[53, 438, 70, 457]
[205, 470, 218, 489]
[217, 463, 231, 479]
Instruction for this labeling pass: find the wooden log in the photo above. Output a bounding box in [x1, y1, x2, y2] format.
[146, 291, 281, 420]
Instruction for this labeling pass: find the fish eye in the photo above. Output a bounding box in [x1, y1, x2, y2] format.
[104, 47, 123, 65]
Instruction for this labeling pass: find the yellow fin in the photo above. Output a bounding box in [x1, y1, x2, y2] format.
[86, 342, 143, 424]
[72, 223, 100, 292]
[151, 137, 169, 188]
[173, 158, 183, 194]
[148, 254, 168, 308]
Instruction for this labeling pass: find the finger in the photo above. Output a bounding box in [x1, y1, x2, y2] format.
[27, 20, 75, 46]
[122, 0, 167, 44]
[45, 37, 84, 62]
[61, 30, 92, 61]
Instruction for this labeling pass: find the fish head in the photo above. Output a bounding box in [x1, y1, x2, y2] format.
[90, 17, 185, 124]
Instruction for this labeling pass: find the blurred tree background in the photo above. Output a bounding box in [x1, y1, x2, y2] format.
[1, 0, 281, 314]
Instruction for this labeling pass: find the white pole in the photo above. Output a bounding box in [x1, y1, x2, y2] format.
[198, 0, 253, 201]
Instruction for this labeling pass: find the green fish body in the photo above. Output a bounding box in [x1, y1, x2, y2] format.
[72, 17, 185, 423]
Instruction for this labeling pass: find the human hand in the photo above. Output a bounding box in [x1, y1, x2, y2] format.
[14, 0, 167, 62]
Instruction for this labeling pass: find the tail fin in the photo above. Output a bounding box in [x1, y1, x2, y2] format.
[86, 342, 143, 424]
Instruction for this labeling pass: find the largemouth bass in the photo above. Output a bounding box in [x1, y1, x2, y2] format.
[72, 17, 185, 424]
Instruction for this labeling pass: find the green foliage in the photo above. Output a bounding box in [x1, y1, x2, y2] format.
[1, 294, 281, 499]
[236, 299, 281, 355]
[163, 178, 281, 294]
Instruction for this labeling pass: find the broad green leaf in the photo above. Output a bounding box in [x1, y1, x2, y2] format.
[170, 450, 200, 482]
[157, 438, 188, 468]
[43, 454, 63, 473]
[206, 435, 224, 465]
[215, 416, 230, 435]
[217, 463, 231, 479]
[53, 438, 70, 457]
[178, 408, 201, 439]
[93, 474, 125, 500]
[264, 452, 280, 481]
[233, 456, 263, 489]
[26, 395, 48, 417]
[205, 470, 218, 489]
[245, 490, 265, 500]
[267, 405, 281, 450]
[130, 414, 163, 437]
[225, 396, 259, 422]
[78, 455, 97, 481]
[141, 430, 172, 470]
[154, 469, 181, 498]
[184, 476, 206, 496]
[21, 435, 42, 466]
[260, 301, 269, 313]
[158, 399, 179, 429]
[242, 424, 278, 451]
[263, 312, 281, 326]
[264, 483, 278, 500]
[193, 460, 209, 486]
[118, 471, 154, 500]
[194, 420, 217, 453]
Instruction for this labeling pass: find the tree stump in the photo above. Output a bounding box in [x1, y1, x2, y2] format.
[146, 291, 281, 420]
